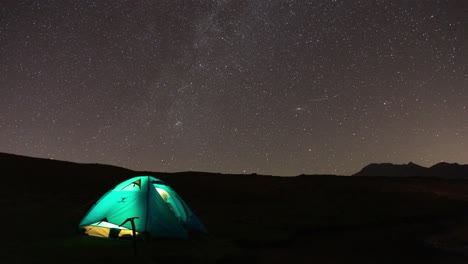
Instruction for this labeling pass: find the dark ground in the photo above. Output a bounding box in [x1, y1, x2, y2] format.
[3, 152, 468, 263]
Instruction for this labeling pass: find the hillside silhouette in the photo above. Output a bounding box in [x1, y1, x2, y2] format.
[4, 152, 468, 263]
[354, 162, 468, 178]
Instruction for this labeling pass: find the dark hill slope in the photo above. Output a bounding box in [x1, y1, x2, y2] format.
[1, 152, 136, 201]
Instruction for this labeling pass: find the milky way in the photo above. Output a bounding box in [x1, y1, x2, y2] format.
[1, 0, 467, 176]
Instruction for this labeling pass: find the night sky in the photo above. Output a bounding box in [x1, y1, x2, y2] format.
[1, 1, 467, 176]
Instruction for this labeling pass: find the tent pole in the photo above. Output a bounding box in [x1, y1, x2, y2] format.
[130, 218, 137, 256]
[119, 217, 139, 257]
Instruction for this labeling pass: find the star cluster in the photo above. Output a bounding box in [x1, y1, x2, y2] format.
[1, 0, 467, 176]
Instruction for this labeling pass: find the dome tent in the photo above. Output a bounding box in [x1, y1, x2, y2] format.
[79, 176, 207, 239]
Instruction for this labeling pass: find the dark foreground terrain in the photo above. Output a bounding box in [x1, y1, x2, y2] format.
[3, 152, 468, 263]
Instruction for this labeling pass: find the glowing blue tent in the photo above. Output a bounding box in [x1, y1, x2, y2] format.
[79, 176, 207, 239]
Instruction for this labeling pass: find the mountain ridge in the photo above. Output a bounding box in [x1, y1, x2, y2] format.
[354, 161, 468, 178]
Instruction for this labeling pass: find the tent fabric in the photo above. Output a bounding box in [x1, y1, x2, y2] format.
[79, 176, 207, 239]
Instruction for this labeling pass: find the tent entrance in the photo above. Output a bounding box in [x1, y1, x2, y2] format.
[153, 183, 187, 221]
[82, 221, 138, 238]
